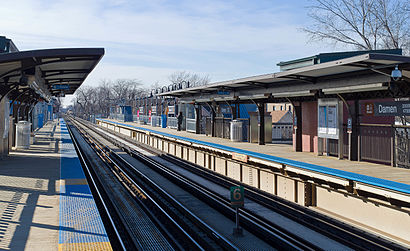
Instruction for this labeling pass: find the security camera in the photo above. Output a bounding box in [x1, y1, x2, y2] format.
[391, 65, 402, 81]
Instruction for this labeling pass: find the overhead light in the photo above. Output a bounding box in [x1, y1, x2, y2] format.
[273, 90, 313, 97]
[391, 65, 402, 81]
[238, 93, 268, 100]
[323, 83, 388, 94]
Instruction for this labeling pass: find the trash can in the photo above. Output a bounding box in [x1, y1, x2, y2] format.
[15, 121, 31, 149]
[161, 115, 167, 128]
[230, 120, 243, 142]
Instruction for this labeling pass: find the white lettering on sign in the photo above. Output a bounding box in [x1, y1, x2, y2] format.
[378, 105, 397, 114]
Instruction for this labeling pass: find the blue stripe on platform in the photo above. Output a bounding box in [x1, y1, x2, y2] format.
[99, 119, 410, 195]
[60, 118, 110, 244]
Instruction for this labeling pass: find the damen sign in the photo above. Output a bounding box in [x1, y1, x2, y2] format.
[373, 101, 410, 116]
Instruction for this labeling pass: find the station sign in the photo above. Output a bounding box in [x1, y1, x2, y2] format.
[217, 90, 230, 95]
[232, 153, 248, 163]
[52, 84, 69, 90]
[365, 103, 374, 115]
[230, 186, 244, 208]
[347, 118, 352, 133]
[168, 105, 175, 115]
[373, 101, 410, 116]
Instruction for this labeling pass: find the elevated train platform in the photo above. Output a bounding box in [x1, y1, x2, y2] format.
[0, 119, 111, 250]
[97, 118, 410, 245]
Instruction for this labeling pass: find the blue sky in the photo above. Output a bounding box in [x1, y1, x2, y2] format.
[0, 0, 344, 104]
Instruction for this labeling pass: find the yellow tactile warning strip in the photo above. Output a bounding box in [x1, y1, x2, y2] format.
[58, 241, 112, 251]
[60, 179, 89, 186]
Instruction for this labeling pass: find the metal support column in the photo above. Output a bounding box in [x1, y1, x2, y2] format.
[348, 99, 359, 160]
[195, 104, 201, 134]
[232, 103, 237, 120]
[211, 105, 216, 137]
[257, 102, 265, 145]
[294, 105, 302, 152]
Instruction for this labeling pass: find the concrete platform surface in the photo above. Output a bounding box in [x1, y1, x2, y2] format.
[0, 120, 111, 251]
[0, 121, 60, 250]
[111, 119, 410, 186]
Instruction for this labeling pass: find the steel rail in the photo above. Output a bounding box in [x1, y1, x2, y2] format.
[70, 117, 318, 250]
[65, 121, 127, 251]
[84, 116, 407, 251]
[69, 117, 236, 250]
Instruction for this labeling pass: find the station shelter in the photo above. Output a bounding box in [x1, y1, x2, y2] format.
[0, 36, 104, 158]
[155, 49, 410, 168]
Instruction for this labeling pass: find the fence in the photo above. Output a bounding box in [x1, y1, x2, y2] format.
[136, 115, 150, 125]
[272, 123, 293, 142]
[151, 115, 161, 127]
[360, 124, 392, 164]
[215, 117, 232, 139]
[167, 117, 178, 129]
[204, 117, 249, 141]
[186, 118, 196, 133]
[395, 126, 410, 168]
[327, 124, 393, 165]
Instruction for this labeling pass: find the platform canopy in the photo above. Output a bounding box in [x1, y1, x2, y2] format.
[159, 53, 410, 103]
[0, 48, 104, 104]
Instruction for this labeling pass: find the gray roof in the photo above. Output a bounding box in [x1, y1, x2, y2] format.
[158, 53, 410, 100]
[0, 48, 104, 102]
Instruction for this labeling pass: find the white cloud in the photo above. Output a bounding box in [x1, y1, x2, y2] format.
[1, 0, 340, 108]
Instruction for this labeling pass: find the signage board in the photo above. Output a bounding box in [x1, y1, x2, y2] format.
[318, 99, 339, 139]
[168, 105, 175, 115]
[230, 186, 244, 208]
[347, 118, 352, 133]
[365, 103, 374, 115]
[293, 116, 297, 129]
[139, 107, 144, 113]
[232, 153, 248, 163]
[52, 84, 69, 90]
[373, 101, 410, 116]
[151, 106, 157, 115]
[217, 90, 230, 95]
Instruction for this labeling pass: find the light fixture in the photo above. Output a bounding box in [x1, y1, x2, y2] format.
[391, 65, 402, 81]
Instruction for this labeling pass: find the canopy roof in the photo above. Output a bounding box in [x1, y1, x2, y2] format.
[0, 48, 104, 103]
[159, 53, 410, 101]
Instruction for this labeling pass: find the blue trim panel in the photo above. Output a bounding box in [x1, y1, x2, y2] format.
[99, 119, 410, 195]
[60, 118, 110, 244]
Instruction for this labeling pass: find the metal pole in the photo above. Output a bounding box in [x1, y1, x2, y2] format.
[233, 207, 243, 236]
[236, 208, 239, 230]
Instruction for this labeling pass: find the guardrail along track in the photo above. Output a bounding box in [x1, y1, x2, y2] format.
[83, 117, 409, 251]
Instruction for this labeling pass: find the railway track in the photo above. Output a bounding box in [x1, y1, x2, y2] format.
[68, 116, 408, 250]
[68, 119, 238, 250]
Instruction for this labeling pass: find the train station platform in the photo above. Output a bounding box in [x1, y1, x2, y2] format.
[98, 118, 410, 244]
[101, 119, 410, 188]
[0, 119, 111, 250]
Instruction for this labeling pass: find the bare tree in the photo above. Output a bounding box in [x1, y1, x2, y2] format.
[168, 71, 210, 88]
[72, 78, 148, 118]
[303, 0, 410, 54]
